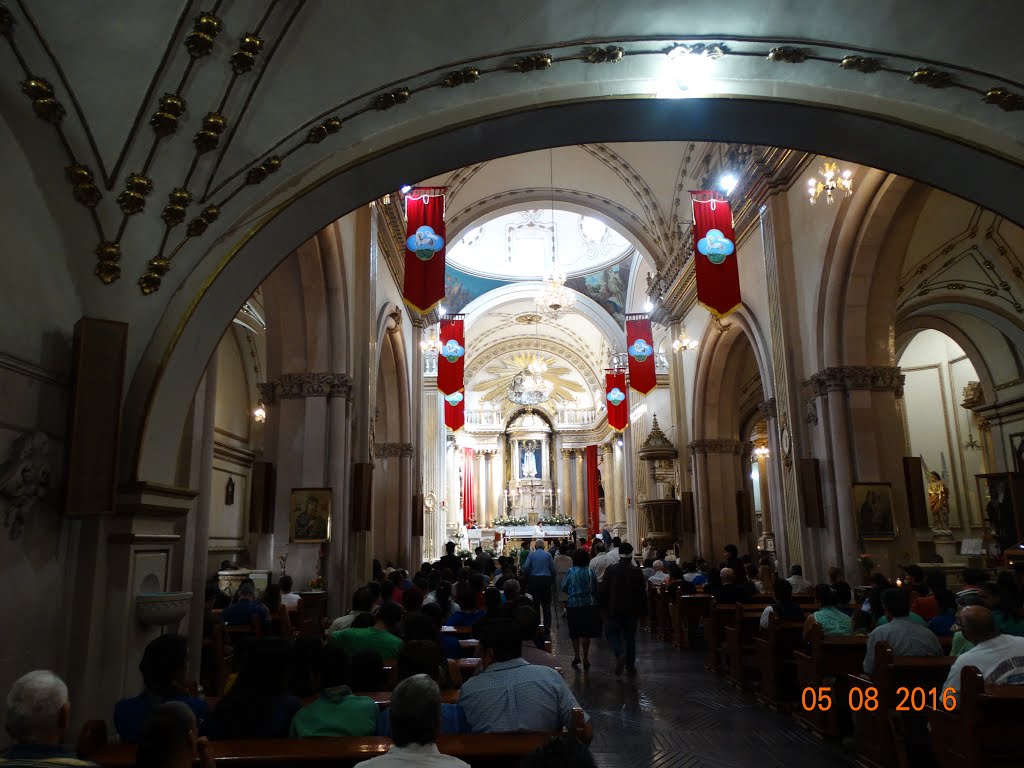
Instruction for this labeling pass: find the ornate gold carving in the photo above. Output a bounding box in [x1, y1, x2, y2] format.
[185, 11, 222, 58]
[515, 313, 541, 324]
[767, 47, 807, 63]
[961, 381, 984, 409]
[161, 188, 193, 226]
[193, 112, 228, 153]
[443, 67, 481, 87]
[94, 241, 122, 285]
[983, 86, 1024, 112]
[909, 67, 953, 88]
[374, 87, 411, 110]
[20, 78, 65, 123]
[231, 33, 264, 74]
[513, 53, 553, 72]
[839, 55, 881, 73]
[584, 46, 624, 64]
[306, 116, 343, 143]
[186, 204, 221, 237]
[150, 93, 187, 137]
[246, 156, 282, 185]
[116, 173, 154, 216]
[65, 164, 101, 208]
[138, 257, 171, 295]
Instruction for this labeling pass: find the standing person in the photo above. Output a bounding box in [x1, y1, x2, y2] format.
[521, 538, 556, 633]
[600, 542, 647, 676]
[562, 548, 600, 669]
[278, 575, 300, 610]
[438, 542, 462, 575]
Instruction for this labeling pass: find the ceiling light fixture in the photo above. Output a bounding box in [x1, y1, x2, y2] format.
[400, 185, 412, 194]
[438, 305, 447, 317]
[253, 403, 266, 423]
[807, 160, 854, 205]
[672, 326, 698, 352]
[753, 445, 770, 459]
[643, 299, 654, 313]
[718, 172, 739, 195]
[661, 43, 725, 95]
[420, 326, 441, 354]
[535, 150, 576, 320]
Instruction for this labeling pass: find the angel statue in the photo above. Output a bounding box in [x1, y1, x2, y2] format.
[927, 470, 952, 535]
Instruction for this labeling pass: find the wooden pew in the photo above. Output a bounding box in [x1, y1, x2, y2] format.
[78, 709, 587, 768]
[928, 666, 1024, 768]
[723, 603, 766, 688]
[295, 592, 328, 637]
[704, 603, 734, 672]
[752, 617, 805, 708]
[847, 643, 953, 768]
[675, 594, 712, 650]
[354, 689, 461, 707]
[792, 624, 867, 738]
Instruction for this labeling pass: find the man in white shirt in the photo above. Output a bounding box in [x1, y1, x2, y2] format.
[328, 586, 375, 633]
[358, 675, 469, 767]
[786, 564, 812, 594]
[944, 606, 1024, 704]
[590, 537, 620, 582]
[649, 561, 670, 585]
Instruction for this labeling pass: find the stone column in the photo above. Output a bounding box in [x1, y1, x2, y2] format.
[480, 450, 492, 526]
[574, 449, 586, 528]
[602, 444, 615, 529]
[561, 448, 572, 517]
[689, 438, 745, 559]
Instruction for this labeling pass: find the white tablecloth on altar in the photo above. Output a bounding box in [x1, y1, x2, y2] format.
[496, 525, 572, 539]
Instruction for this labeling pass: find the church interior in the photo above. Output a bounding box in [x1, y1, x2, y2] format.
[2, 3, 1024, 767]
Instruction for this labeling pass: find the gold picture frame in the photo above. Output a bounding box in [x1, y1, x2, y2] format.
[289, 487, 331, 542]
[853, 482, 896, 541]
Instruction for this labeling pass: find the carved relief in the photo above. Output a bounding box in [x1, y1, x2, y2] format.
[0, 432, 50, 540]
[259, 372, 352, 404]
[374, 442, 414, 459]
[688, 438, 745, 455]
[961, 380, 984, 409]
[756, 398, 778, 421]
[805, 366, 905, 398]
[805, 398, 819, 426]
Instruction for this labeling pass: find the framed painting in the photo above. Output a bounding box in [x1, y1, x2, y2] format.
[290, 487, 331, 542]
[854, 482, 896, 540]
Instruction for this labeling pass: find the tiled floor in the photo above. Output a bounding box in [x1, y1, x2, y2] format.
[549, 619, 853, 768]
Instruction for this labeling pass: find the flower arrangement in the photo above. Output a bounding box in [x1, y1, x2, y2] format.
[308, 575, 325, 591]
[857, 553, 874, 571]
[538, 514, 576, 526]
[493, 516, 529, 527]
[456, 548, 473, 559]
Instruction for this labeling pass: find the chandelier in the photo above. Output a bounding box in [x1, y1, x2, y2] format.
[672, 326, 698, 352]
[807, 161, 853, 205]
[507, 357, 553, 406]
[535, 265, 575, 320]
[419, 326, 441, 354]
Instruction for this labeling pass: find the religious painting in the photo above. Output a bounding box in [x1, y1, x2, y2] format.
[1010, 433, 1024, 474]
[289, 487, 331, 542]
[443, 268, 506, 313]
[853, 482, 896, 540]
[565, 261, 629, 325]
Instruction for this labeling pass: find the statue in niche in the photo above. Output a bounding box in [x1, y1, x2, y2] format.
[927, 471, 952, 535]
[521, 441, 539, 479]
[225, 477, 235, 505]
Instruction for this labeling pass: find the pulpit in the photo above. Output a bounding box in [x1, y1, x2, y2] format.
[637, 416, 681, 548]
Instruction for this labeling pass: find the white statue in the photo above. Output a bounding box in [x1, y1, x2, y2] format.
[522, 444, 538, 478]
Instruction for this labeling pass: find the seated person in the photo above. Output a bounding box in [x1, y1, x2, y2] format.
[348, 650, 387, 692]
[681, 562, 707, 587]
[943, 605, 1024, 705]
[420, 602, 462, 660]
[206, 638, 302, 739]
[375, 642, 469, 736]
[115, 634, 209, 743]
[987, 579, 1024, 636]
[401, 586, 425, 614]
[911, 570, 950, 623]
[1, 671, 93, 768]
[760, 578, 805, 629]
[278, 575, 300, 610]
[514, 606, 559, 669]
[833, 581, 854, 616]
[711, 568, 755, 605]
[447, 582, 486, 627]
[221, 582, 270, 629]
[360, 675, 470, 768]
[863, 588, 943, 675]
[804, 584, 853, 640]
[329, 601, 404, 659]
[459, 619, 591, 741]
[786, 564, 812, 594]
[328, 587, 376, 633]
[136, 701, 215, 768]
[402, 612, 462, 688]
[289, 645, 377, 737]
[648, 560, 671, 585]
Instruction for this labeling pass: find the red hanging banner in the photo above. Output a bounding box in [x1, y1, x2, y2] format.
[402, 188, 447, 314]
[585, 445, 600, 536]
[444, 391, 464, 432]
[690, 191, 742, 318]
[625, 314, 657, 395]
[462, 447, 475, 525]
[605, 369, 628, 432]
[437, 315, 465, 396]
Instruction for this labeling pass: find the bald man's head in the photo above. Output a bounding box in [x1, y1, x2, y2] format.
[720, 568, 735, 585]
[960, 605, 998, 645]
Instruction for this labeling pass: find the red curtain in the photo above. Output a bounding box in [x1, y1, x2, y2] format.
[462, 448, 475, 525]
[625, 314, 656, 395]
[437, 315, 465, 396]
[585, 445, 599, 537]
[402, 188, 447, 314]
[605, 369, 628, 432]
[444, 391, 464, 432]
[691, 191, 741, 318]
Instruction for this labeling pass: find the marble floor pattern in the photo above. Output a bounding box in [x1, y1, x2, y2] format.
[549, 618, 854, 768]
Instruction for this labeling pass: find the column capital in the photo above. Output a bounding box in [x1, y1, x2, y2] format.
[688, 438, 745, 455]
[601, 443, 614, 455]
[259, 372, 352, 404]
[561, 448, 573, 459]
[756, 398, 778, 420]
[804, 365, 904, 398]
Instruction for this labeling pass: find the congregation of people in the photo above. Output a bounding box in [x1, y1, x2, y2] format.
[6, 532, 1024, 768]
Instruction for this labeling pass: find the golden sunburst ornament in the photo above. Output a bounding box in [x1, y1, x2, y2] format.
[480, 352, 585, 406]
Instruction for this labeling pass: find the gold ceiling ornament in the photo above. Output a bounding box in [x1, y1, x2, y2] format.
[839, 55, 881, 74]
[513, 53, 553, 72]
[139, 256, 172, 295]
[584, 46, 624, 64]
[193, 111, 228, 153]
[150, 93, 187, 137]
[231, 33, 265, 74]
[807, 160, 853, 206]
[20, 78, 65, 124]
[161, 188, 193, 227]
[94, 242, 122, 285]
[767, 47, 808, 64]
[909, 67, 953, 88]
[306, 116, 343, 143]
[65, 164, 101, 208]
[478, 352, 585, 407]
[185, 12, 222, 58]
[375, 87, 411, 111]
[443, 67, 481, 87]
[515, 313, 542, 324]
[983, 87, 1024, 112]
[186, 204, 221, 237]
[246, 156, 282, 185]
[116, 173, 154, 216]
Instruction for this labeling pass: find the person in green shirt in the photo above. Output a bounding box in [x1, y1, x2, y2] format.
[290, 645, 378, 738]
[329, 601, 404, 660]
[518, 541, 530, 569]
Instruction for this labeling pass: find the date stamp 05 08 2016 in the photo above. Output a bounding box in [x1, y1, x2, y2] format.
[801, 686, 957, 713]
